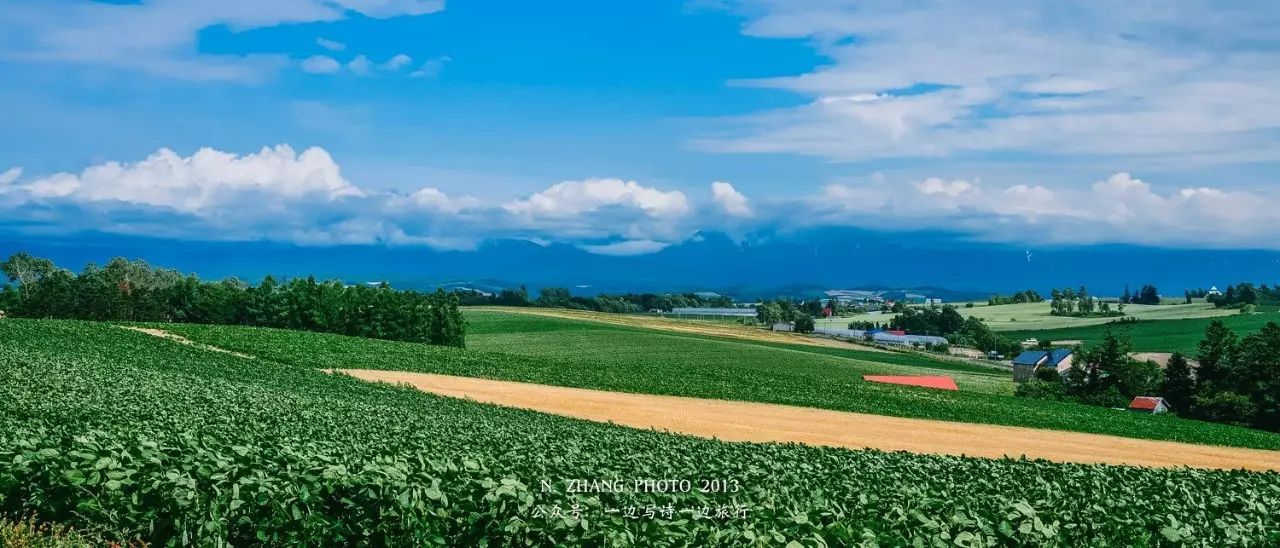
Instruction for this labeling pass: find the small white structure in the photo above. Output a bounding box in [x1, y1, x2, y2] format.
[670, 307, 758, 318]
[771, 322, 794, 332]
[1208, 286, 1222, 296]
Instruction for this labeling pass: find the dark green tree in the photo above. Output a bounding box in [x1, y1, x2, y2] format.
[1160, 352, 1195, 412]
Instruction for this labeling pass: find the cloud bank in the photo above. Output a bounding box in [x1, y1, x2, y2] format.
[698, 0, 1280, 167]
[3, 145, 1280, 253]
[0, 0, 445, 82]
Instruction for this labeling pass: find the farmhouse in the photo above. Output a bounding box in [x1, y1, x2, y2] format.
[1128, 397, 1171, 414]
[1012, 348, 1074, 382]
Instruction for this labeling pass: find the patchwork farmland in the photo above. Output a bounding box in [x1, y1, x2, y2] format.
[4, 310, 1280, 544]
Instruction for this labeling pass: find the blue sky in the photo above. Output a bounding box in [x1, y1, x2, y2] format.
[3, 0, 1280, 255]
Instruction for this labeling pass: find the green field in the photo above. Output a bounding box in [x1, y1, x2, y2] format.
[158, 311, 1280, 450]
[819, 301, 1237, 332]
[1006, 312, 1280, 355]
[5, 319, 1280, 545]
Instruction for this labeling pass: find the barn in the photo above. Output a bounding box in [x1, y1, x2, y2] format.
[1128, 396, 1171, 414]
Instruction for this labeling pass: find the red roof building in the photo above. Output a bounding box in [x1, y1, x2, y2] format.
[1128, 396, 1171, 414]
[863, 375, 959, 391]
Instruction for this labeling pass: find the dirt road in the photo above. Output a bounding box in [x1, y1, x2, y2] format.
[470, 306, 893, 352]
[335, 368, 1280, 472]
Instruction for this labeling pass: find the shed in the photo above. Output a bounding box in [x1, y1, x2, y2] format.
[771, 322, 794, 332]
[1128, 396, 1171, 414]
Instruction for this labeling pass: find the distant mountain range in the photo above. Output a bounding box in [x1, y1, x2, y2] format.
[4, 229, 1278, 300]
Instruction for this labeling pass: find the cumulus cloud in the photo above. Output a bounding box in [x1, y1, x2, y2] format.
[301, 55, 342, 74]
[4, 145, 361, 214]
[578, 240, 672, 256]
[346, 54, 372, 75]
[0, 167, 21, 186]
[0, 146, 703, 254]
[382, 54, 413, 71]
[8, 144, 1280, 253]
[710, 181, 752, 217]
[0, 1, 445, 81]
[410, 56, 451, 78]
[810, 172, 1280, 248]
[316, 37, 347, 52]
[504, 178, 690, 219]
[698, 1, 1280, 166]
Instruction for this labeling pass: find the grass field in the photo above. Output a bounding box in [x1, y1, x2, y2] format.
[5, 318, 1280, 545]
[158, 311, 1280, 450]
[1006, 312, 1280, 355]
[818, 301, 1238, 332]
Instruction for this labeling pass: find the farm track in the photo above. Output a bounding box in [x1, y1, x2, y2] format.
[337, 368, 1280, 472]
[123, 325, 1280, 470]
[468, 306, 893, 352]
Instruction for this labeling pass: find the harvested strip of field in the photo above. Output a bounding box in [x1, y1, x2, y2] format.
[119, 326, 255, 359]
[468, 306, 888, 351]
[335, 368, 1280, 472]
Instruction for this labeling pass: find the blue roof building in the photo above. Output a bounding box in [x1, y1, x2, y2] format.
[1012, 348, 1075, 382]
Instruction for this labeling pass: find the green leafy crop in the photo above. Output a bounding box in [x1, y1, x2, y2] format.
[3, 319, 1279, 546]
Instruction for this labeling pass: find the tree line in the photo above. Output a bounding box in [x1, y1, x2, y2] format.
[1049, 286, 1126, 318]
[755, 298, 821, 332]
[1017, 319, 1280, 433]
[1204, 283, 1280, 309]
[1119, 284, 1161, 305]
[456, 286, 737, 314]
[987, 289, 1044, 306]
[0, 252, 466, 347]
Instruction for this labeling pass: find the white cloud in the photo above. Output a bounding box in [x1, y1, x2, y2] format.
[579, 240, 672, 256]
[0, 1, 445, 81]
[710, 181, 752, 217]
[10, 144, 1280, 252]
[699, 1, 1280, 166]
[5, 145, 360, 214]
[346, 55, 372, 75]
[810, 172, 1280, 248]
[410, 56, 451, 78]
[316, 37, 347, 52]
[504, 178, 690, 218]
[382, 54, 413, 71]
[913, 178, 978, 198]
[0, 167, 21, 186]
[301, 55, 342, 74]
[0, 145, 697, 254]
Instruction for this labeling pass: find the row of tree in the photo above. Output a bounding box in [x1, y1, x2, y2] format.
[987, 290, 1044, 306]
[1161, 320, 1280, 430]
[1017, 331, 1161, 407]
[457, 286, 736, 314]
[755, 298, 820, 331]
[0, 252, 466, 347]
[1048, 286, 1126, 317]
[886, 305, 1023, 356]
[1205, 282, 1280, 309]
[1018, 319, 1280, 433]
[1120, 284, 1161, 305]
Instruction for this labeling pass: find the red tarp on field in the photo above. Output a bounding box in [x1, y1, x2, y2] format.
[862, 375, 959, 391]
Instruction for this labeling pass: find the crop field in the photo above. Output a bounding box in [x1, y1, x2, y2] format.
[819, 302, 1237, 332]
[159, 312, 1280, 450]
[1005, 312, 1280, 355]
[4, 318, 1280, 545]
